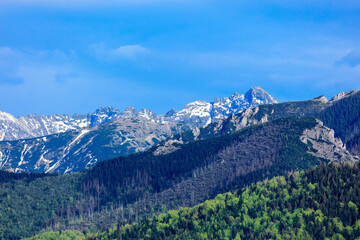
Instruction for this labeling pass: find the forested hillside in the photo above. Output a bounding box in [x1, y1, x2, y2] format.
[319, 92, 360, 156]
[87, 162, 360, 240]
[0, 117, 346, 239]
[27, 162, 360, 240]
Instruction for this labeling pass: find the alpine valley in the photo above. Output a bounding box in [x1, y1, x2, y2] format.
[0, 87, 277, 173]
[0, 88, 360, 240]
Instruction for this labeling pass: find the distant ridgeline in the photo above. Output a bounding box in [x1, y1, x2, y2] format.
[0, 87, 278, 173]
[0, 87, 277, 141]
[0, 116, 356, 239]
[26, 162, 360, 240]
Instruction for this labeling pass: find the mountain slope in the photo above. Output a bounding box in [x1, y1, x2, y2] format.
[0, 117, 355, 239]
[76, 118, 355, 229]
[0, 118, 191, 173]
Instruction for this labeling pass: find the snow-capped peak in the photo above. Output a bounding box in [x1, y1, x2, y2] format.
[245, 86, 279, 106]
[0, 111, 17, 122]
[138, 109, 157, 120]
[161, 87, 278, 126]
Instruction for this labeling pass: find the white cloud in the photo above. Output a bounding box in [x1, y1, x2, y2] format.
[89, 43, 150, 61]
[336, 49, 360, 68]
[113, 45, 149, 58]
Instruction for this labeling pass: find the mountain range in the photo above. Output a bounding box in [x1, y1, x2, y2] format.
[0, 86, 277, 142]
[0, 87, 278, 173]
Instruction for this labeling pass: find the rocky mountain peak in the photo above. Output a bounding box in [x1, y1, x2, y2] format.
[245, 86, 278, 106]
[94, 106, 118, 114]
[185, 100, 209, 107]
[0, 111, 17, 122]
[213, 97, 221, 103]
[88, 106, 121, 127]
[312, 95, 328, 103]
[331, 89, 360, 102]
[138, 109, 157, 120]
[122, 106, 138, 118]
[164, 109, 177, 118]
[229, 92, 243, 101]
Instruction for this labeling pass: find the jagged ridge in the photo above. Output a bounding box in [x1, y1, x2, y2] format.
[0, 87, 277, 141]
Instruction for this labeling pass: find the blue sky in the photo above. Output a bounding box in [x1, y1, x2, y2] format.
[0, 0, 360, 116]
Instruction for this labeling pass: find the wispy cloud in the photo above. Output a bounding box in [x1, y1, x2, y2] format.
[0, 0, 194, 9]
[54, 72, 79, 83]
[336, 49, 360, 67]
[89, 43, 150, 62]
[0, 46, 78, 85]
[0, 47, 23, 85]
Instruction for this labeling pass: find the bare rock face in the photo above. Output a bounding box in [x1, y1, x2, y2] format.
[300, 120, 359, 163]
[312, 95, 328, 103]
[153, 139, 183, 156]
[233, 106, 270, 130]
[331, 90, 360, 102]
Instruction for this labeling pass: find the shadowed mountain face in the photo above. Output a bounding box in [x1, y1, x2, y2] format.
[0, 87, 278, 173]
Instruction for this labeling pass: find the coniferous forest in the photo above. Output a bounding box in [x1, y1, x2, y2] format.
[27, 162, 360, 240]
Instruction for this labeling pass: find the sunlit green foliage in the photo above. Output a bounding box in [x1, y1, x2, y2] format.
[23, 230, 85, 240]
